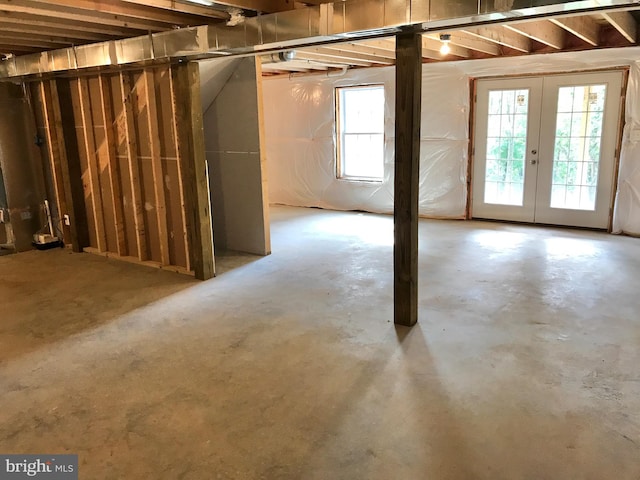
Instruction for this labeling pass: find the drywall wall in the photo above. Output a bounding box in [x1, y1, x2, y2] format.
[201, 57, 271, 255]
[0, 83, 46, 251]
[263, 47, 640, 235]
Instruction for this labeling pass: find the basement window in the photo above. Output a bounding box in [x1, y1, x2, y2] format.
[336, 85, 385, 182]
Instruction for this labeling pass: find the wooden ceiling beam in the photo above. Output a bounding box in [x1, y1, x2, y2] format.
[0, 31, 95, 46]
[296, 50, 372, 67]
[550, 15, 600, 46]
[24, 0, 227, 23]
[0, 44, 41, 54]
[462, 25, 531, 53]
[0, 36, 70, 49]
[357, 38, 396, 52]
[601, 10, 637, 43]
[0, 0, 173, 32]
[504, 20, 565, 49]
[305, 46, 394, 64]
[121, 0, 293, 14]
[0, 12, 143, 37]
[338, 42, 396, 60]
[426, 31, 498, 55]
[120, 0, 226, 16]
[276, 60, 329, 70]
[0, 22, 113, 42]
[358, 37, 449, 60]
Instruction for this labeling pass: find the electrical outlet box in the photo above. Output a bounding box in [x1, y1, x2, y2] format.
[63, 214, 70, 226]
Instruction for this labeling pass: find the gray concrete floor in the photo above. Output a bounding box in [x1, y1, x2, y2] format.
[1, 205, 639, 479]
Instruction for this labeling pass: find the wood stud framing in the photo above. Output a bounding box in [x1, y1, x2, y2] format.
[98, 75, 127, 257]
[77, 76, 108, 253]
[170, 62, 215, 280]
[30, 64, 211, 277]
[120, 72, 148, 262]
[142, 70, 170, 266]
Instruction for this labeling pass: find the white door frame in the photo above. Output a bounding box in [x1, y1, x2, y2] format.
[471, 70, 625, 229]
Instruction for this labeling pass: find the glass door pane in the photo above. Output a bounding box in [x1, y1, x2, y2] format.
[535, 71, 623, 229]
[484, 89, 529, 206]
[550, 84, 606, 211]
[472, 77, 543, 223]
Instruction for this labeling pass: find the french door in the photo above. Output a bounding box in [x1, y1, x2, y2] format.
[472, 71, 623, 229]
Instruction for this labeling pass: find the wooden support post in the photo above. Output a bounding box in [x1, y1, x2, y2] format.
[168, 70, 193, 273]
[170, 62, 215, 280]
[52, 79, 90, 252]
[119, 72, 148, 261]
[394, 32, 422, 327]
[98, 74, 127, 257]
[143, 69, 170, 266]
[77, 76, 108, 252]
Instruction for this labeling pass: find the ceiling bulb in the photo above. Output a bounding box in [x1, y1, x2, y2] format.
[184, 0, 215, 6]
[439, 33, 451, 55]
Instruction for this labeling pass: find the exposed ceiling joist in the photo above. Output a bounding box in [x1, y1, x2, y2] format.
[0, 36, 69, 49]
[336, 42, 395, 60]
[357, 38, 395, 52]
[295, 50, 373, 67]
[307, 46, 394, 65]
[22, 0, 227, 23]
[550, 15, 600, 46]
[2, 1, 639, 76]
[119, 0, 227, 16]
[122, 0, 292, 13]
[427, 31, 499, 56]
[0, 44, 40, 54]
[504, 20, 566, 49]
[462, 26, 532, 53]
[601, 10, 637, 42]
[0, 22, 113, 42]
[0, 12, 146, 37]
[0, 0, 175, 32]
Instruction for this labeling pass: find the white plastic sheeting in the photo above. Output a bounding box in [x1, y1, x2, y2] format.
[263, 47, 640, 231]
[615, 61, 640, 236]
[263, 65, 469, 218]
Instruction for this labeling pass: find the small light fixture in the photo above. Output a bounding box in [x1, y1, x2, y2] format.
[184, 0, 214, 5]
[439, 33, 451, 55]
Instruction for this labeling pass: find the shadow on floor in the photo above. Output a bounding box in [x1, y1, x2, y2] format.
[0, 248, 197, 364]
[214, 249, 263, 275]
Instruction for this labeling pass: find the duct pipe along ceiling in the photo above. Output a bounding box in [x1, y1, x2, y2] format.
[0, 0, 639, 79]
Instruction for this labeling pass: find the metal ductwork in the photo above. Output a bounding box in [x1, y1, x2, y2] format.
[260, 51, 296, 64]
[0, 0, 638, 80]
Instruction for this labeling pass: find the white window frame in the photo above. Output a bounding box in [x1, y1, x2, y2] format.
[335, 84, 385, 182]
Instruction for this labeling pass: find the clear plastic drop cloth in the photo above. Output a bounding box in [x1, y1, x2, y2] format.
[262, 46, 640, 231]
